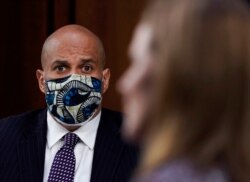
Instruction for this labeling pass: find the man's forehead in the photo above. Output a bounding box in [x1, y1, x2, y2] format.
[43, 33, 97, 55]
[50, 58, 97, 67]
[47, 31, 97, 47]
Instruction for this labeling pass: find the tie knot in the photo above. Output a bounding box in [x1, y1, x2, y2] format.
[64, 133, 80, 147]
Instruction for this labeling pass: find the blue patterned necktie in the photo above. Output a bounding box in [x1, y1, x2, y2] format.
[48, 132, 80, 182]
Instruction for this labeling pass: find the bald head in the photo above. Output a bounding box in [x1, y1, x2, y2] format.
[41, 24, 106, 69]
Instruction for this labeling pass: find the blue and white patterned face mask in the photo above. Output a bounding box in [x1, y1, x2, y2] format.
[45, 74, 102, 126]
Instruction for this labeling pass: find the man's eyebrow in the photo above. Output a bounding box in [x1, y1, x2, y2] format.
[51, 60, 69, 66]
[79, 58, 96, 64]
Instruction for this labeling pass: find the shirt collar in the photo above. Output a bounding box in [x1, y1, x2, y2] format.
[47, 110, 101, 150]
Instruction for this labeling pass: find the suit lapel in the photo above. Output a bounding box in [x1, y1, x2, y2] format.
[90, 109, 125, 182]
[17, 109, 47, 182]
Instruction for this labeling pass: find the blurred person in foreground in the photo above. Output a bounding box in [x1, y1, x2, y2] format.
[118, 0, 250, 181]
[0, 24, 138, 182]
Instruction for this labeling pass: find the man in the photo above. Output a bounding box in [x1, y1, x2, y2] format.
[0, 25, 138, 182]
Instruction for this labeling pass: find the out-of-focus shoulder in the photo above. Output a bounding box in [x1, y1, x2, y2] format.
[134, 159, 230, 182]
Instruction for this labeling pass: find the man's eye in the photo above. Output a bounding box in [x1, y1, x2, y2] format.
[82, 65, 93, 72]
[55, 66, 66, 72]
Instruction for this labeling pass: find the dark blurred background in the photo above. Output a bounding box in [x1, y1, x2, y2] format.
[0, 0, 147, 118]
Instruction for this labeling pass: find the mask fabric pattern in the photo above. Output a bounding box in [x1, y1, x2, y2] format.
[45, 74, 102, 125]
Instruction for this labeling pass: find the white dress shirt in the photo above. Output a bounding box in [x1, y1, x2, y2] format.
[43, 111, 101, 182]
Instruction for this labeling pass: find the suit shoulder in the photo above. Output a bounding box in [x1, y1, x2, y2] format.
[0, 109, 46, 134]
[137, 160, 230, 182]
[101, 108, 123, 125]
[102, 108, 122, 117]
[0, 108, 46, 122]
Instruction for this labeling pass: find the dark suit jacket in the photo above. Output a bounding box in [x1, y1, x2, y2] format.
[0, 108, 139, 182]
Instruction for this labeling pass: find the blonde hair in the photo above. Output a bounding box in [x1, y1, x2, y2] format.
[139, 0, 250, 181]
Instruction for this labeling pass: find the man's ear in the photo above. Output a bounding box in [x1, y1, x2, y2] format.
[102, 68, 110, 94]
[36, 69, 46, 93]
